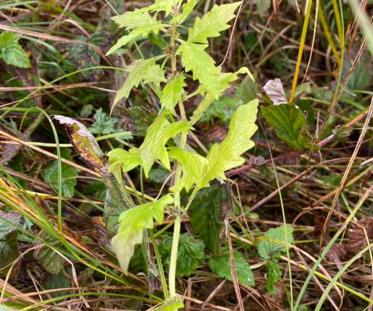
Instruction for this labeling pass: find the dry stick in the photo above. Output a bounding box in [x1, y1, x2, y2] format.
[318, 107, 370, 147]
[341, 37, 367, 91]
[0, 278, 38, 305]
[219, 1, 244, 66]
[321, 98, 373, 243]
[201, 280, 226, 310]
[183, 296, 231, 311]
[0, 81, 106, 92]
[250, 167, 313, 211]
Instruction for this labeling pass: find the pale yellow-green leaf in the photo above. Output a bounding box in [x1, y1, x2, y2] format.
[111, 195, 173, 274]
[178, 41, 222, 97]
[188, 2, 241, 44]
[108, 148, 142, 173]
[113, 57, 166, 106]
[172, 0, 199, 24]
[170, 101, 258, 191]
[201, 99, 258, 186]
[168, 147, 208, 192]
[112, 10, 155, 29]
[160, 74, 186, 113]
[139, 113, 191, 176]
[106, 24, 166, 55]
[152, 0, 182, 15]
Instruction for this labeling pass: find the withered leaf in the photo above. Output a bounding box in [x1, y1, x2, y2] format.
[54, 115, 105, 171]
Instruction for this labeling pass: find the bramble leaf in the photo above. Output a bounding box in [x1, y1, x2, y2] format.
[261, 104, 312, 150]
[200, 96, 242, 123]
[114, 57, 166, 105]
[209, 248, 255, 287]
[265, 259, 281, 293]
[253, 0, 271, 16]
[111, 194, 173, 274]
[89, 108, 118, 135]
[189, 184, 228, 254]
[188, 2, 241, 44]
[0, 32, 19, 48]
[160, 74, 186, 113]
[159, 233, 205, 277]
[35, 246, 64, 275]
[0, 232, 19, 277]
[0, 32, 30, 68]
[257, 224, 294, 260]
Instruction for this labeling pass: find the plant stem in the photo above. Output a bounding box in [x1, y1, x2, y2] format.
[169, 213, 181, 298]
[168, 7, 185, 299]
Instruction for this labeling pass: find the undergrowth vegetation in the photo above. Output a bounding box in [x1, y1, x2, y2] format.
[0, 0, 372, 310]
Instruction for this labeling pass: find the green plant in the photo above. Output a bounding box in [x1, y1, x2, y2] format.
[257, 225, 294, 293]
[0, 32, 31, 68]
[106, 0, 259, 307]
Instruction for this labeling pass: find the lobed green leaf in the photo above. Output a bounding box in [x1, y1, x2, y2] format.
[108, 114, 191, 177]
[113, 56, 166, 105]
[172, 0, 199, 24]
[178, 41, 221, 97]
[168, 147, 208, 192]
[106, 24, 166, 55]
[112, 10, 155, 29]
[160, 74, 186, 113]
[187, 2, 241, 44]
[111, 194, 173, 274]
[170, 100, 258, 191]
[201, 99, 258, 186]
